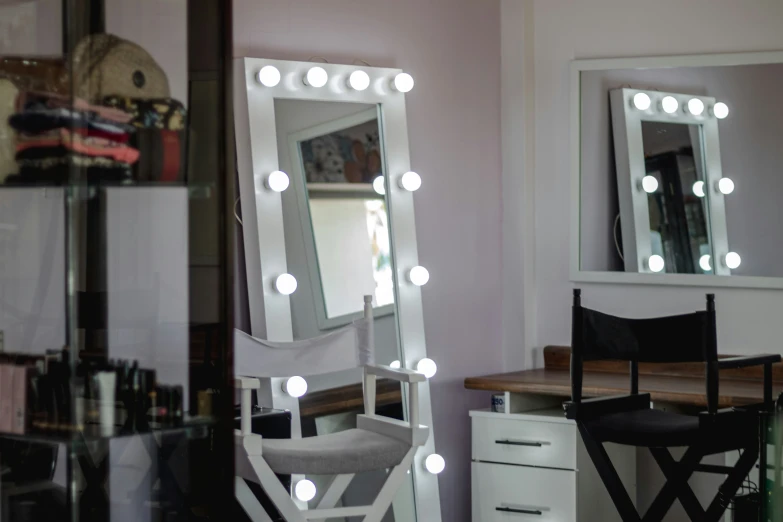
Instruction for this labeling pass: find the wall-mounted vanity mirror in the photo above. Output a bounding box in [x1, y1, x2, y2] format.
[233, 59, 441, 522]
[573, 52, 783, 288]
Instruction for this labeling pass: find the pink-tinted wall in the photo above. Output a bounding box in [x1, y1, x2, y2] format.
[233, 1, 503, 519]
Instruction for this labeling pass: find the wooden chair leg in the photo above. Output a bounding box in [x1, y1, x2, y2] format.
[578, 424, 641, 522]
[361, 448, 417, 522]
[646, 447, 703, 522]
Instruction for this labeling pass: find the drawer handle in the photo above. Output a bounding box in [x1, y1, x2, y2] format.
[496, 507, 543, 516]
[495, 439, 549, 447]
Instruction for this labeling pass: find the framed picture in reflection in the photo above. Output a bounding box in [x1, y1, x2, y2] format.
[299, 116, 382, 184]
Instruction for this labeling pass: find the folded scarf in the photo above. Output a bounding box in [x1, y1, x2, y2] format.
[17, 128, 139, 164]
[7, 154, 132, 185]
[102, 96, 186, 131]
[9, 106, 135, 135]
[16, 91, 133, 124]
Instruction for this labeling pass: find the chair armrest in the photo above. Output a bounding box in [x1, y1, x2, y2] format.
[717, 355, 781, 370]
[357, 414, 429, 447]
[564, 393, 651, 421]
[365, 364, 426, 383]
[235, 376, 261, 389]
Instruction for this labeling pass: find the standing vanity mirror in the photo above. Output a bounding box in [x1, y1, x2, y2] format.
[233, 59, 441, 522]
[572, 52, 783, 288]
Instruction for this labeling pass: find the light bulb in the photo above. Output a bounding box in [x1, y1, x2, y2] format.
[688, 98, 705, 116]
[416, 358, 437, 378]
[699, 254, 712, 272]
[718, 177, 735, 195]
[399, 171, 422, 191]
[693, 181, 705, 198]
[393, 73, 414, 93]
[266, 170, 290, 192]
[661, 96, 679, 114]
[633, 92, 651, 111]
[641, 175, 659, 193]
[425, 454, 445, 474]
[648, 255, 665, 273]
[257, 66, 281, 87]
[713, 102, 729, 119]
[408, 266, 430, 286]
[373, 176, 386, 195]
[390, 360, 401, 369]
[294, 479, 316, 502]
[275, 274, 297, 295]
[305, 66, 328, 88]
[349, 70, 370, 91]
[283, 376, 308, 398]
[725, 252, 741, 269]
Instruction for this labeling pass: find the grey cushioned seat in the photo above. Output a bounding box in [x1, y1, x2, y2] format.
[262, 428, 411, 475]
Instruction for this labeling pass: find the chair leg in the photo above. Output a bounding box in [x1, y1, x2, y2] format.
[646, 447, 703, 522]
[311, 474, 355, 522]
[361, 447, 417, 522]
[236, 476, 275, 522]
[246, 455, 308, 522]
[578, 424, 641, 522]
[703, 445, 759, 522]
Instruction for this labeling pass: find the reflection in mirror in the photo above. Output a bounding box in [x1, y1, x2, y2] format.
[641, 122, 712, 274]
[274, 99, 415, 521]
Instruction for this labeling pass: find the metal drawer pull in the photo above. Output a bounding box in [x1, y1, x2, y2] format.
[496, 507, 543, 516]
[495, 439, 550, 447]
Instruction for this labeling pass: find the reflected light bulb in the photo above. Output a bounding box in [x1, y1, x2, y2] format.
[275, 274, 297, 295]
[390, 360, 401, 369]
[648, 255, 665, 273]
[633, 92, 651, 111]
[725, 252, 741, 269]
[400, 171, 422, 191]
[283, 376, 308, 398]
[713, 102, 729, 119]
[394, 73, 415, 93]
[417, 358, 437, 378]
[408, 266, 430, 286]
[718, 177, 735, 195]
[699, 254, 712, 272]
[349, 70, 370, 91]
[305, 66, 328, 88]
[257, 66, 281, 87]
[641, 175, 659, 193]
[661, 96, 679, 114]
[693, 181, 705, 198]
[688, 98, 705, 116]
[266, 170, 290, 192]
[373, 176, 386, 195]
[425, 454, 446, 474]
[294, 479, 317, 502]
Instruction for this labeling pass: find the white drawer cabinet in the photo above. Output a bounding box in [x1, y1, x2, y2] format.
[471, 408, 635, 522]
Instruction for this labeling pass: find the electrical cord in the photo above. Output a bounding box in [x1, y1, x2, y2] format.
[613, 214, 624, 262]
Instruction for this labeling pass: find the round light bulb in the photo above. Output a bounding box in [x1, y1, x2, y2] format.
[390, 360, 401, 369]
[648, 255, 665, 273]
[275, 274, 297, 295]
[257, 66, 281, 87]
[425, 454, 445, 474]
[661, 96, 679, 114]
[416, 358, 437, 379]
[688, 98, 705, 116]
[725, 252, 741, 269]
[633, 92, 651, 111]
[305, 66, 328, 88]
[393, 73, 415, 93]
[693, 181, 705, 198]
[349, 70, 370, 91]
[399, 171, 422, 192]
[699, 254, 712, 272]
[266, 170, 290, 192]
[373, 176, 386, 195]
[641, 175, 659, 193]
[713, 102, 729, 119]
[408, 266, 430, 286]
[718, 177, 735, 195]
[283, 376, 308, 398]
[294, 479, 317, 502]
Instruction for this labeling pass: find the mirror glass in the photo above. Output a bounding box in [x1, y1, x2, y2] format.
[641, 121, 712, 274]
[274, 99, 416, 521]
[579, 62, 783, 279]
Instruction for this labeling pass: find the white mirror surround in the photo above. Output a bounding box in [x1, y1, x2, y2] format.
[233, 58, 441, 522]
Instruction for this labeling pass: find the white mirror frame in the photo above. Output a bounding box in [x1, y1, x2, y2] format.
[233, 57, 442, 522]
[571, 51, 783, 289]
[285, 106, 395, 330]
[610, 87, 730, 276]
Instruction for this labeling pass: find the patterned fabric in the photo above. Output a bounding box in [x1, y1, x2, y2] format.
[9, 106, 135, 135]
[102, 96, 186, 131]
[15, 91, 133, 124]
[17, 128, 139, 164]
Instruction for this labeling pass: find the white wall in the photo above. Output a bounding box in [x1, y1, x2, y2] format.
[503, 1, 783, 520]
[234, 2, 504, 519]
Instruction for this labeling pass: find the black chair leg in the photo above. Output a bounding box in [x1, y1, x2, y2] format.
[578, 424, 641, 522]
[704, 445, 759, 522]
[647, 447, 703, 522]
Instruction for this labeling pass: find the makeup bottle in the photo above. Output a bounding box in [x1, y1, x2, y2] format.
[95, 371, 117, 437]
